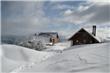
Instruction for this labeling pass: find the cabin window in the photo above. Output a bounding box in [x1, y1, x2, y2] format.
[83, 40, 86, 43]
[90, 41, 92, 43]
[76, 40, 79, 43]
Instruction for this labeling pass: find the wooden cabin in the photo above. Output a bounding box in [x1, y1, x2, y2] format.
[39, 32, 60, 45]
[68, 26, 99, 46]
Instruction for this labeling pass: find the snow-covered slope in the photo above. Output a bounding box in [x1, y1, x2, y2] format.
[12, 42, 110, 73]
[45, 41, 71, 52]
[1, 44, 55, 72]
[1, 42, 110, 73]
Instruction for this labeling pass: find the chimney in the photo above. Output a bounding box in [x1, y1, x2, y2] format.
[92, 25, 96, 36]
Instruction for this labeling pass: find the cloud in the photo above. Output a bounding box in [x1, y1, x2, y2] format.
[1, 1, 110, 37]
[49, 1, 110, 38]
[2, 1, 51, 36]
[64, 9, 73, 15]
[88, 0, 110, 3]
[53, 4, 75, 10]
[62, 2, 110, 25]
[87, 4, 110, 24]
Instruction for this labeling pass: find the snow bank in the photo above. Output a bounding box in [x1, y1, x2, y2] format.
[1, 44, 55, 72]
[16, 42, 110, 72]
[45, 41, 71, 52]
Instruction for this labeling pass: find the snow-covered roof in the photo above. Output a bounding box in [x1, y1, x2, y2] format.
[38, 32, 58, 38]
[84, 28, 101, 42]
[68, 28, 101, 42]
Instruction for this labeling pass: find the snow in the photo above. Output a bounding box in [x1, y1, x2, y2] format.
[84, 27, 110, 42]
[45, 41, 71, 51]
[1, 42, 108, 73]
[28, 43, 109, 72]
[1, 44, 55, 72]
[1, 41, 110, 73]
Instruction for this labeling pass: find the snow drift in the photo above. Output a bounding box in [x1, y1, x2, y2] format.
[1, 42, 110, 73]
[11, 42, 110, 73]
[1, 44, 55, 72]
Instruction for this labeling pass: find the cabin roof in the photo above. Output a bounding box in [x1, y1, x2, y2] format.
[68, 28, 100, 42]
[38, 32, 58, 37]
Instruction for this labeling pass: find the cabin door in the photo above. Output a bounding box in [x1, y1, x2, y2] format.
[73, 40, 80, 45]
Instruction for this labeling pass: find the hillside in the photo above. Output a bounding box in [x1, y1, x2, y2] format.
[1, 42, 109, 73]
[13, 42, 109, 73]
[1, 44, 55, 72]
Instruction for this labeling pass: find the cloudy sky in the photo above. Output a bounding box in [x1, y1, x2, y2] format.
[1, 0, 110, 37]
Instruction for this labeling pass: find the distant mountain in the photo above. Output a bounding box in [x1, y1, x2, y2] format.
[1, 35, 26, 44]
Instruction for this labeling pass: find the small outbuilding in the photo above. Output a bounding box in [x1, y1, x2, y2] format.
[39, 32, 60, 45]
[68, 26, 100, 45]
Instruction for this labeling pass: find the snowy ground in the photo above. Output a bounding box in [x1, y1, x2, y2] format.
[45, 41, 71, 52]
[1, 42, 110, 73]
[1, 44, 55, 73]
